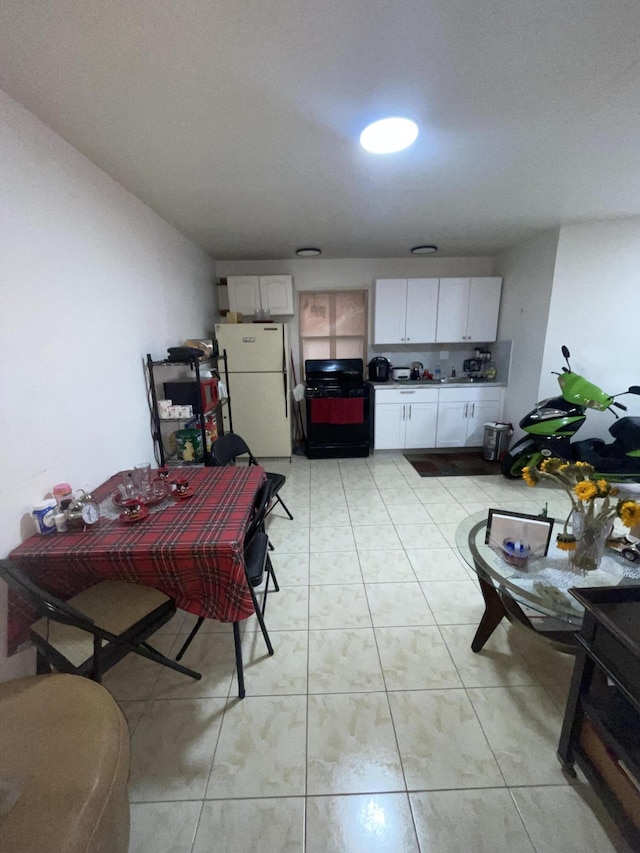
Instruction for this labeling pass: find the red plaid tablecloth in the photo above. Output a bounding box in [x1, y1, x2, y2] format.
[7, 466, 266, 655]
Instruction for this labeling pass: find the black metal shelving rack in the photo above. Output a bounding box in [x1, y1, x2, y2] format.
[146, 349, 231, 467]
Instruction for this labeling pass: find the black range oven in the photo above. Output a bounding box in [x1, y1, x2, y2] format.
[304, 359, 371, 459]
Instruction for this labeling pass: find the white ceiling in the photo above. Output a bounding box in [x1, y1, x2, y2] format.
[2, 0, 640, 259]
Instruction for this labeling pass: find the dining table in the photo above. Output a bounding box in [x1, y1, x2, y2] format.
[7, 465, 266, 655]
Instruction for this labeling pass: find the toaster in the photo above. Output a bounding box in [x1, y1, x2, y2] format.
[391, 367, 411, 381]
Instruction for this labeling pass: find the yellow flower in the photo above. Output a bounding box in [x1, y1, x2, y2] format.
[522, 467, 537, 487]
[556, 533, 577, 551]
[574, 481, 597, 502]
[540, 458, 567, 474]
[619, 501, 640, 528]
[596, 479, 610, 496]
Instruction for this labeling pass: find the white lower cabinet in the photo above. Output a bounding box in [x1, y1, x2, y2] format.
[435, 388, 502, 448]
[374, 388, 438, 450]
[374, 385, 503, 450]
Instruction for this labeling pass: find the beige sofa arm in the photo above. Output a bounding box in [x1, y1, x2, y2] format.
[0, 674, 130, 853]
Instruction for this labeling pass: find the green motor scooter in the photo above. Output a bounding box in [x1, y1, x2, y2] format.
[501, 346, 640, 481]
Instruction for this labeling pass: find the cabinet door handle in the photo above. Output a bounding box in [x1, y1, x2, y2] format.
[402, 405, 406, 420]
[408, 405, 412, 420]
[464, 403, 468, 418]
[471, 403, 475, 417]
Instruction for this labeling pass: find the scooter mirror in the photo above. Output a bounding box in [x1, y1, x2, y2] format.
[561, 345, 570, 359]
[628, 386, 640, 395]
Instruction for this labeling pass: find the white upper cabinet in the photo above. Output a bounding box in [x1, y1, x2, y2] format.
[436, 277, 502, 342]
[373, 278, 438, 344]
[227, 276, 262, 316]
[467, 277, 501, 341]
[259, 275, 295, 315]
[227, 275, 294, 317]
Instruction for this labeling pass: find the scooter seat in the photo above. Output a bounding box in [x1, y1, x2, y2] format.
[573, 438, 606, 463]
[609, 416, 640, 452]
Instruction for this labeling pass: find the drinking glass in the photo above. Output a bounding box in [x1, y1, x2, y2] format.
[133, 463, 152, 499]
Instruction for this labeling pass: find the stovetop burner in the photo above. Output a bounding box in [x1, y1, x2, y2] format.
[304, 358, 368, 398]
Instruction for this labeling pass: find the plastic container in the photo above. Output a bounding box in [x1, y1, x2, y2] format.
[501, 538, 531, 568]
[53, 483, 73, 506]
[175, 428, 204, 463]
[434, 363, 441, 380]
[483, 422, 512, 461]
[203, 417, 218, 452]
[32, 499, 57, 534]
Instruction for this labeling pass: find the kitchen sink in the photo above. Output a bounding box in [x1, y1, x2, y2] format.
[395, 377, 487, 385]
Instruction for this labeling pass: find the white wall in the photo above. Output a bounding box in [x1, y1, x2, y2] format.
[217, 257, 494, 377]
[0, 91, 217, 680]
[494, 229, 559, 435]
[539, 219, 640, 440]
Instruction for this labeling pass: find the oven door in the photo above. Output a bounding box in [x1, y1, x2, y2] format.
[305, 394, 370, 458]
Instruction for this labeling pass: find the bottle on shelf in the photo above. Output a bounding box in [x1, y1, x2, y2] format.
[434, 363, 441, 380]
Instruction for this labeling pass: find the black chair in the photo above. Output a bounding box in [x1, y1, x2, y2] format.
[175, 479, 279, 699]
[0, 560, 201, 684]
[211, 432, 293, 521]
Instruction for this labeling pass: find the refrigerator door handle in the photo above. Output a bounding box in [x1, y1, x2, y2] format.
[283, 372, 288, 418]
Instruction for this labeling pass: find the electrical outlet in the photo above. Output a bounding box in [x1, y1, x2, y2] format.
[439, 350, 449, 359]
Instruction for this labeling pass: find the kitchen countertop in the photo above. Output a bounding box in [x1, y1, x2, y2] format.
[370, 379, 506, 389]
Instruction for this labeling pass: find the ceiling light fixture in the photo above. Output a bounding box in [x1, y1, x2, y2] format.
[410, 244, 438, 255]
[359, 117, 419, 154]
[296, 247, 321, 257]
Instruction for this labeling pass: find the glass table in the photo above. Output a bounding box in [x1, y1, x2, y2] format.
[456, 510, 640, 653]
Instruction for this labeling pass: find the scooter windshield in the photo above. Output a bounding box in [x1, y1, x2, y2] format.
[558, 372, 612, 411]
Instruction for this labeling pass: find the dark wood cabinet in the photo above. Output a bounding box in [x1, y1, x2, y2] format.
[558, 586, 640, 849]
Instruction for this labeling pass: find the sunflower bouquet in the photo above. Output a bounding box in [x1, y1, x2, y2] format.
[522, 458, 640, 568]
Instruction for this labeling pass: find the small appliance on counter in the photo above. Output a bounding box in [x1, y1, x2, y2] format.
[463, 358, 482, 377]
[410, 361, 424, 380]
[368, 356, 391, 382]
[391, 366, 411, 381]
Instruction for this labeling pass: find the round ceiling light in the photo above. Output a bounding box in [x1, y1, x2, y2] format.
[296, 247, 321, 257]
[359, 117, 419, 154]
[410, 244, 438, 255]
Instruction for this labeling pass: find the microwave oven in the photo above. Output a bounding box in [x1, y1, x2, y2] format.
[163, 378, 219, 414]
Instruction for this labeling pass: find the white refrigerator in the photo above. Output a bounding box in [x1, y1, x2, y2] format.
[214, 323, 291, 458]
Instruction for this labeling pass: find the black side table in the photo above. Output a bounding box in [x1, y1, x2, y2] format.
[558, 585, 640, 849]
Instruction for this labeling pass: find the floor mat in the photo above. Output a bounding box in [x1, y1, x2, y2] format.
[404, 451, 501, 477]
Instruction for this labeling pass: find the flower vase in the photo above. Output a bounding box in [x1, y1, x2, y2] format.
[569, 509, 612, 572]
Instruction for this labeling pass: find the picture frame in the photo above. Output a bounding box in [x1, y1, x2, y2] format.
[485, 508, 555, 565]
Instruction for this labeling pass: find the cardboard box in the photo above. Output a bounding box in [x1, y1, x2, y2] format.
[226, 312, 243, 323]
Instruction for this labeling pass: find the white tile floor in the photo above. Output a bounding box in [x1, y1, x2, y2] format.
[101, 454, 633, 853]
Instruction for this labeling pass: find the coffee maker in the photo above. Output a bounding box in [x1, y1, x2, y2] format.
[368, 356, 392, 382]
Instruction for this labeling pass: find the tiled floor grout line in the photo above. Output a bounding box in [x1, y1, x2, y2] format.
[120, 458, 625, 852]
